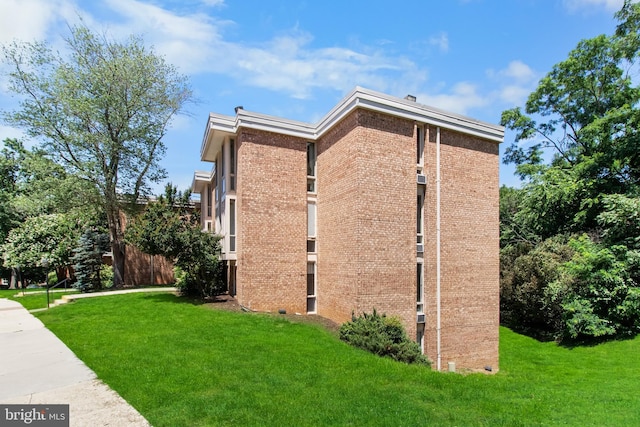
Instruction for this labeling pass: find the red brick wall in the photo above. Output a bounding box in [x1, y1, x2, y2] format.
[235, 128, 308, 313]
[317, 109, 416, 332]
[229, 109, 499, 372]
[422, 125, 500, 372]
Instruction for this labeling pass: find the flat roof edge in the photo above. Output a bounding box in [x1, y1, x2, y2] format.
[201, 86, 505, 150]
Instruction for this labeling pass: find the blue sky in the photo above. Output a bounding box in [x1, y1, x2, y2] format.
[0, 0, 630, 192]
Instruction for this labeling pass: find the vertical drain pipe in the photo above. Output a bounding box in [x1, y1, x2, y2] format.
[436, 126, 442, 371]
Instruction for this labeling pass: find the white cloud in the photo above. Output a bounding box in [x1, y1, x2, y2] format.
[0, 0, 61, 44]
[501, 60, 536, 83]
[486, 60, 539, 106]
[416, 82, 488, 116]
[428, 32, 449, 53]
[94, 0, 426, 98]
[563, 0, 625, 12]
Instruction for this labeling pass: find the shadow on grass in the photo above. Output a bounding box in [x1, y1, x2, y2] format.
[501, 321, 640, 349]
[559, 331, 639, 349]
[140, 292, 235, 307]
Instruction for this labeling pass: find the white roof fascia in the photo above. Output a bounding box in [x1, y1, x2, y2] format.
[191, 169, 213, 192]
[235, 110, 317, 140]
[316, 87, 504, 143]
[200, 113, 236, 159]
[200, 86, 504, 156]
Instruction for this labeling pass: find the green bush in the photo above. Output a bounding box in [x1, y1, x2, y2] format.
[339, 309, 430, 366]
[100, 264, 114, 289]
[173, 266, 186, 286]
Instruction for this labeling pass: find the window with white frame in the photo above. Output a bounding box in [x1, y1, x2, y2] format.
[417, 262, 424, 313]
[307, 262, 317, 313]
[307, 202, 316, 239]
[230, 138, 236, 191]
[417, 187, 425, 247]
[416, 124, 425, 168]
[229, 199, 236, 252]
[307, 142, 316, 193]
[416, 323, 425, 350]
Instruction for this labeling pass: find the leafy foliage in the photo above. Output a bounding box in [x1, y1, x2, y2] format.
[126, 184, 224, 298]
[339, 310, 430, 366]
[500, 1, 640, 343]
[1, 24, 192, 287]
[2, 213, 82, 271]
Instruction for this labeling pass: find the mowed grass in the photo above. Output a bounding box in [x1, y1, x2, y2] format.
[33, 293, 640, 426]
[0, 288, 78, 310]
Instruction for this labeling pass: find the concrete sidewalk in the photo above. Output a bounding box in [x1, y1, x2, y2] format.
[0, 297, 151, 426]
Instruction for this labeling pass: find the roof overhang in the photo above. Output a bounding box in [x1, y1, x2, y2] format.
[198, 86, 504, 164]
[200, 113, 236, 162]
[191, 169, 213, 193]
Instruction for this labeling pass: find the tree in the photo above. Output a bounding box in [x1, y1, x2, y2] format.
[72, 228, 110, 291]
[499, 1, 640, 342]
[2, 213, 82, 283]
[0, 139, 21, 284]
[501, 1, 640, 232]
[126, 184, 224, 298]
[2, 24, 192, 287]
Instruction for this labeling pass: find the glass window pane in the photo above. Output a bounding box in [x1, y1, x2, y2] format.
[307, 240, 316, 253]
[307, 142, 316, 176]
[229, 200, 236, 235]
[307, 203, 316, 237]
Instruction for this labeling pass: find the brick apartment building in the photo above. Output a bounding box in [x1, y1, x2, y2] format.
[192, 87, 504, 372]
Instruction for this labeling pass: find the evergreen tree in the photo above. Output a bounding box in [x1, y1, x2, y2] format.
[72, 229, 110, 291]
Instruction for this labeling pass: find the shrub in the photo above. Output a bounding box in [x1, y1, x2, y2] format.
[173, 266, 186, 286]
[339, 309, 430, 366]
[100, 264, 114, 289]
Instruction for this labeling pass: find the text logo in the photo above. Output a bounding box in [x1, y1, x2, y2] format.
[0, 405, 69, 426]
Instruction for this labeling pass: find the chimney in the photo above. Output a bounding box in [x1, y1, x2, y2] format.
[234, 106, 243, 113]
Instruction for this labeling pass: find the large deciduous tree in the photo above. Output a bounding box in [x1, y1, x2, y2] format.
[2, 25, 192, 287]
[500, 1, 640, 341]
[501, 1, 640, 232]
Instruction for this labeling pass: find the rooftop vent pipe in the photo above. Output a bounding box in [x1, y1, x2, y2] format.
[404, 94, 417, 102]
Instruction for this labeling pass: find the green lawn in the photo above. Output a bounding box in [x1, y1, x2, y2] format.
[30, 293, 640, 426]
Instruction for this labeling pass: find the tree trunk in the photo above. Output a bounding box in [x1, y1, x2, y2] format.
[55, 267, 66, 285]
[107, 206, 126, 288]
[9, 268, 18, 289]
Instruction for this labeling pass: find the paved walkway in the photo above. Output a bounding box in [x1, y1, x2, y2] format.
[0, 288, 176, 426]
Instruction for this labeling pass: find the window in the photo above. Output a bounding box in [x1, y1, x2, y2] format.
[307, 142, 316, 193]
[416, 124, 425, 166]
[416, 323, 425, 351]
[307, 202, 316, 238]
[417, 187, 424, 246]
[229, 199, 236, 252]
[230, 138, 236, 191]
[307, 262, 317, 313]
[206, 184, 212, 217]
[307, 240, 316, 253]
[220, 145, 226, 200]
[417, 263, 424, 313]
